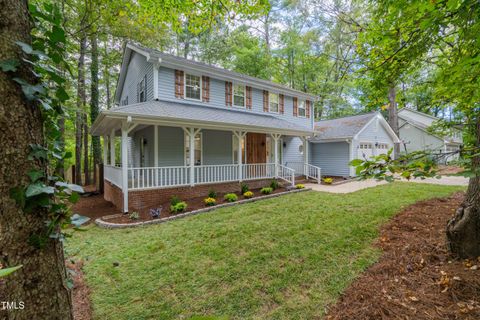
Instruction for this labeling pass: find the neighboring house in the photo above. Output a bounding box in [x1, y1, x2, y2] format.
[308, 112, 401, 177]
[398, 108, 462, 162]
[91, 42, 320, 213]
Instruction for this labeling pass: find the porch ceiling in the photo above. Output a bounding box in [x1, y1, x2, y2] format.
[91, 100, 313, 137]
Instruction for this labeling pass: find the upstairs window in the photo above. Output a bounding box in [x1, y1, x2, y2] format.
[233, 84, 245, 107]
[269, 93, 279, 113]
[298, 100, 306, 117]
[138, 75, 146, 102]
[185, 74, 201, 100]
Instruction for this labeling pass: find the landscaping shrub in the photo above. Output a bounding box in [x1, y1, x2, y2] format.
[323, 177, 333, 185]
[208, 189, 217, 199]
[241, 183, 249, 194]
[170, 195, 181, 206]
[270, 179, 279, 190]
[129, 211, 140, 220]
[243, 191, 254, 199]
[296, 184, 305, 189]
[204, 197, 216, 206]
[170, 201, 187, 213]
[224, 193, 238, 202]
[261, 187, 273, 195]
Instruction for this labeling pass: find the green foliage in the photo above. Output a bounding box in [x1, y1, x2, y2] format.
[207, 189, 217, 199]
[129, 212, 140, 220]
[243, 191, 254, 199]
[170, 201, 188, 213]
[204, 197, 216, 207]
[0, 265, 22, 278]
[240, 183, 249, 194]
[223, 193, 238, 202]
[260, 187, 273, 195]
[170, 195, 181, 206]
[269, 179, 279, 190]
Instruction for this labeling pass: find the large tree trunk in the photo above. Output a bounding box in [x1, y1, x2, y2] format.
[75, 34, 86, 185]
[90, 33, 101, 186]
[447, 115, 480, 258]
[103, 39, 111, 109]
[83, 113, 89, 185]
[388, 84, 400, 158]
[56, 116, 65, 179]
[0, 0, 73, 319]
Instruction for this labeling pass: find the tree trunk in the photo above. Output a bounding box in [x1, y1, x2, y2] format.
[388, 84, 400, 158]
[446, 114, 480, 258]
[90, 33, 101, 186]
[103, 39, 111, 109]
[56, 116, 65, 179]
[75, 34, 86, 185]
[0, 0, 73, 318]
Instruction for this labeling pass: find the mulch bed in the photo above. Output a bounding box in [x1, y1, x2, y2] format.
[106, 186, 288, 224]
[72, 193, 121, 224]
[326, 192, 480, 320]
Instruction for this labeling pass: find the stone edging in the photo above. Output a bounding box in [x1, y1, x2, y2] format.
[95, 188, 311, 229]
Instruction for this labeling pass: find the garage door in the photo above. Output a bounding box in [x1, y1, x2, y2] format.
[357, 143, 374, 160]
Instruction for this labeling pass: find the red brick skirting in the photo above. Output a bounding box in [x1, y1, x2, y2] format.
[104, 179, 280, 212]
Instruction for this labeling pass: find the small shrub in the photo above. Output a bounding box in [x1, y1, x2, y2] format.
[129, 211, 140, 220]
[270, 179, 279, 190]
[204, 197, 216, 206]
[170, 195, 181, 206]
[243, 191, 254, 199]
[207, 189, 217, 199]
[241, 183, 249, 194]
[224, 193, 238, 202]
[260, 187, 273, 195]
[170, 201, 187, 213]
[296, 184, 305, 189]
[323, 177, 333, 185]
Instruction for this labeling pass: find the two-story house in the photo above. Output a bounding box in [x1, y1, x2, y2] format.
[91, 42, 320, 213]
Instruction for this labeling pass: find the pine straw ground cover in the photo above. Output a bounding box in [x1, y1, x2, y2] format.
[66, 183, 464, 320]
[326, 192, 480, 320]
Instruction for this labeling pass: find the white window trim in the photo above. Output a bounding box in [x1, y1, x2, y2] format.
[269, 92, 280, 114]
[297, 100, 306, 118]
[232, 135, 247, 164]
[233, 83, 246, 108]
[184, 132, 203, 166]
[184, 73, 203, 101]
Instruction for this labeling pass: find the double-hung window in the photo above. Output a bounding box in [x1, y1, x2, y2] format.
[298, 100, 306, 117]
[269, 93, 279, 113]
[185, 74, 201, 100]
[233, 84, 245, 107]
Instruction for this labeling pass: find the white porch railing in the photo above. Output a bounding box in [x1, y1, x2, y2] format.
[305, 164, 321, 184]
[128, 166, 189, 189]
[195, 164, 239, 184]
[277, 164, 295, 186]
[104, 165, 122, 188]
[242, 163, 276, 180]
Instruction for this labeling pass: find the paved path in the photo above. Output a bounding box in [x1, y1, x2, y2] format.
[305, 176, 469, 194]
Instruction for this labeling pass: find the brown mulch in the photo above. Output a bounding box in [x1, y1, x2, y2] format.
[72, 193, 122, 223]
[67, 260, 92, 320]
[438, 165, 464, 175]
[326, 192, 480, 320]
[106, 186, 288, 224]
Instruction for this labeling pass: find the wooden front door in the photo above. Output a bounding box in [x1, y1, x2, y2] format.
[246, 133, 266, 164]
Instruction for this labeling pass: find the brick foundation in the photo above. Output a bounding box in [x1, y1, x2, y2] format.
[104, 179, 279, 212]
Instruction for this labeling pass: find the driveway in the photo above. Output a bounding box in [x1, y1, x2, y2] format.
[306, 176, 469, 194]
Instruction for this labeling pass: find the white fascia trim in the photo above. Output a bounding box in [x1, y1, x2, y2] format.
[353, 113, 401, 143]
[113, 47, 133, 105]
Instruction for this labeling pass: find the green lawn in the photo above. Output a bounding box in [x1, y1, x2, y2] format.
[67, 183, 463, 320]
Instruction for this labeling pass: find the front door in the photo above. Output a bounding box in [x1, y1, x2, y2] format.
[246, 133, 266, 164]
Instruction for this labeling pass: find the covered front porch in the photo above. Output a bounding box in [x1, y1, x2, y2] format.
[92, 102, 320, 212]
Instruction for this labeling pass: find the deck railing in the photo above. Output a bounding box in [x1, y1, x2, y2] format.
[304, 164, 321, 184]
[277, 164, 295, 186]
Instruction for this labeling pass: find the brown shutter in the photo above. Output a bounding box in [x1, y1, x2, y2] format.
[246, 86, 252, 109]
[225, 81, 233, 106]
[279, 94, 284, 114]
[202, 76, 210, 102]
[175, 70, 184, 98]
[293, 97, 298, 117]
[263, 90, 269, 112]
[306, 100, 311, 118]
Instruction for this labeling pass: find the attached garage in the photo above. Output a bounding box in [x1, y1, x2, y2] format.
[309, 112, 400, 177]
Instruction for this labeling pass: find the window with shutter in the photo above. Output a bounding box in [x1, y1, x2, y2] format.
[297, 100, 306, 117]
[263, 90, 269, 112]
[293, 97, 298, 116]
[202, 76, 210, 102]
[225, 81, 232, 106]
[185, 74, 201, 100]
[175, 70, 184, 98]
[233, 84, 246, 108]
[246, 86, 252, 109]
[279, 94, 284, 114]
[306, 100, 311, 118]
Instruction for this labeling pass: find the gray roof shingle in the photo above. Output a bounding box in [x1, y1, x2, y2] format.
[310, 112, 377, 141]
[98, 100, 312, 134]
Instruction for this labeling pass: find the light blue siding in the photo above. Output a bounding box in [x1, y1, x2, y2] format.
[310, 142, 350, 177]
[283, 136, 304, 166]
[120, 52, 153, 105]
[158, 126, 184, 166]
[357, 117, 393, 143]
[203, 130, 233, 165]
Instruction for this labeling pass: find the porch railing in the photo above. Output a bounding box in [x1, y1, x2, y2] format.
[104, 165, 122, 188]
[304, 164, 321, 184]
[277, 164, 295, 186]
[128, 166, 189, 189]
[242, 163, 276, 180]
[195, 164, 239, 184]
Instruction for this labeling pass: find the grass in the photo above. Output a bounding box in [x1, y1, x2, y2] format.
[66, 182, 464, 320]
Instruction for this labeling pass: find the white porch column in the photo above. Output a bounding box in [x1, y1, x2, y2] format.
[102, 135, 108, 164]
[121, 124, 129, 213]
[110, 128, 115, 166]
[153, 64, 159, 100]
[233, 131, 246, 181]
[302, 136, 309, 176]
[183, 127, 201, 187]
[154, 125, 159, 186]
[271, 133, 281, 178]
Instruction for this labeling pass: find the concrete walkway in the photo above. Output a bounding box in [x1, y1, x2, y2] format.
[305, 176, 469, 194]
